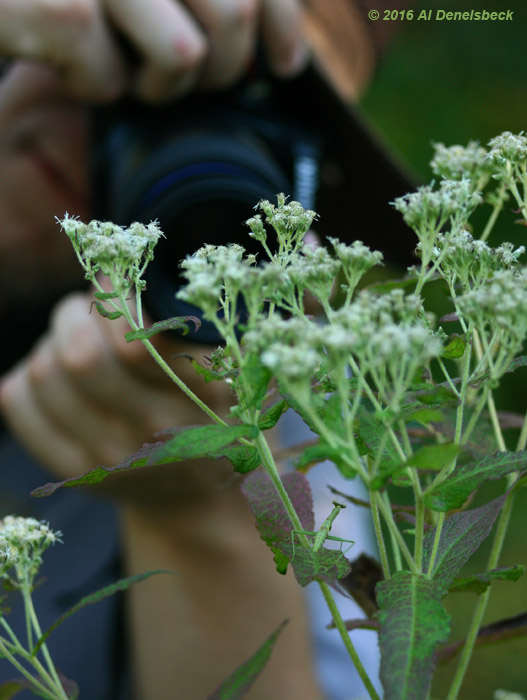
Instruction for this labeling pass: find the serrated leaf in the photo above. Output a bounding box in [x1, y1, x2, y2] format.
[206, 620, 288, 700]
[425, 451, 527, 511]
[441, 334, 466, 359]
[423, 495, 506, 591]
[278, 541, 351, 587]
[407, 443, 460, 471]
[210, 445, 260, 474]
[241, 471, 314, 546]
[258, 400, 288, 431]
[33, 570, 171, 655]
[148, 424, 258, 465]
[448, 565, 525, 594]
[33, 425, 258, 497]
[437, 612, 527, 664]
[377, 571, 451, 700]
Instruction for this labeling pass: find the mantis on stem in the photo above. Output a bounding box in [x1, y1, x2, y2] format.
[291, 501, 354, 556]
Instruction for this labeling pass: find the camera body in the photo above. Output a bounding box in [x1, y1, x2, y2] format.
[92, 62, 416, 343]
[92, 64, 323, 342]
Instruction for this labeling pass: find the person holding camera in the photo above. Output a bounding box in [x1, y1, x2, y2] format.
[0, 1, 410, 698]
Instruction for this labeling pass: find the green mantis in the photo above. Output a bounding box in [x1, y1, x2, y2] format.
[291, 501, 355, 556]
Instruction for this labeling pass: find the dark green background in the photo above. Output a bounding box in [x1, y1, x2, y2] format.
[358, 2, 527, 697]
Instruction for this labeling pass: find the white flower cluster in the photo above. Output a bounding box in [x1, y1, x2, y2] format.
[430, 229, 525, 290]
[251, 194, 318, 254]
[458, 268, 527, 355]
[430, 141, 490, 182]
[59, 214, 164, 289]
[0, 516, 62, 583]
[392, 178, 482, 243]
[328, 238, 384, 295]
[487, 131, 527, 172]
[494, 691, 526, 700]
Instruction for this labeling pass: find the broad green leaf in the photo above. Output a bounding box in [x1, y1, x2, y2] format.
[441, 334, 466, 359]
[148, 424, 258, 464]
[407, 443, 460, 471]
[206, 620, 288, 700]
[377, 571, 450, 700]
[423, 495, 506, 591]
[33, 570, 171, 655]
[415, 385, 458, 407]
[437, 611, 527, 664]
[448, 565, 525, 594]
[125, 316, 201, 341]
[32, 425, 259, 496]
[210, 446, 261, 474]
[258, 400, 288, 431]
[278, 541, 351, 587]
[424, 451, 527, 511]
[241, 471, 314, 546]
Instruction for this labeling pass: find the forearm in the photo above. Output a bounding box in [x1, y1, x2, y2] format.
[121, 479, 322, 700]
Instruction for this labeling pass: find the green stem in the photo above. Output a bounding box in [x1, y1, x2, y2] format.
[370, 494, 391, 579]
[446, 490, 516, 700]
[114, 291, 228, 427]
[0, 637, 57, 700]
[23, 587, 68, 700]
[480, 184, 506, 242]
[318, 582, 381, 700]
[373, 492, 419, 574]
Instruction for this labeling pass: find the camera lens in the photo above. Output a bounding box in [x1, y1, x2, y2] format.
[106, 124, 291, 342]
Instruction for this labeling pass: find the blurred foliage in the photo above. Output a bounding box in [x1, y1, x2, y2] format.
[360, 3, 527, 697]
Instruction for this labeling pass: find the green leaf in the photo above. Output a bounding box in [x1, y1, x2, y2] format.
[377, 571, 450, 700]
[241, 471, 314, 547]
[125, 316, 201, 341]
[278, 541, 351, 587]
[210, 446, 261, 474]
[415, 384, 458, 407]
[148, 424, 259, 465]
[294, 441, 357, 478]
[243, 354, 271, 410]
[92, 301, 122, 320]
[32, 425, 258, 496]
[258, 400, 288, 431]
[423, 495, 506, 591]
[407, 443, 460, 471]
[441, 334, 466, 359]
[448, 565, 525, 594]
[357, 407, 404, 488]
[404, 408, 443, 425]
[33, 570, 171, 655]
[93, 291, 119, 300]
[191, 360, 226, 383]
[0, 681, 29, 699]
[206, 620, 288, 700]
[424, 451, 527, 511]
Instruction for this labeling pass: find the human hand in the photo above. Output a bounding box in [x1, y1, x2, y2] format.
[0, 290, 231, 493]
[0, 0, 308, 102]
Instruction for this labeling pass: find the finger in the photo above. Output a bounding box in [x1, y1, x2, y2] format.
[185, 0, 259, 89]
[260, 0, 309, 77]
[0, 0, 128, 101]
[0, 360, 89, 478]
[104, 0, 207, 101]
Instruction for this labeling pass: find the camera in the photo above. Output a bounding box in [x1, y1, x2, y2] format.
[92, 61, 416, 344]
